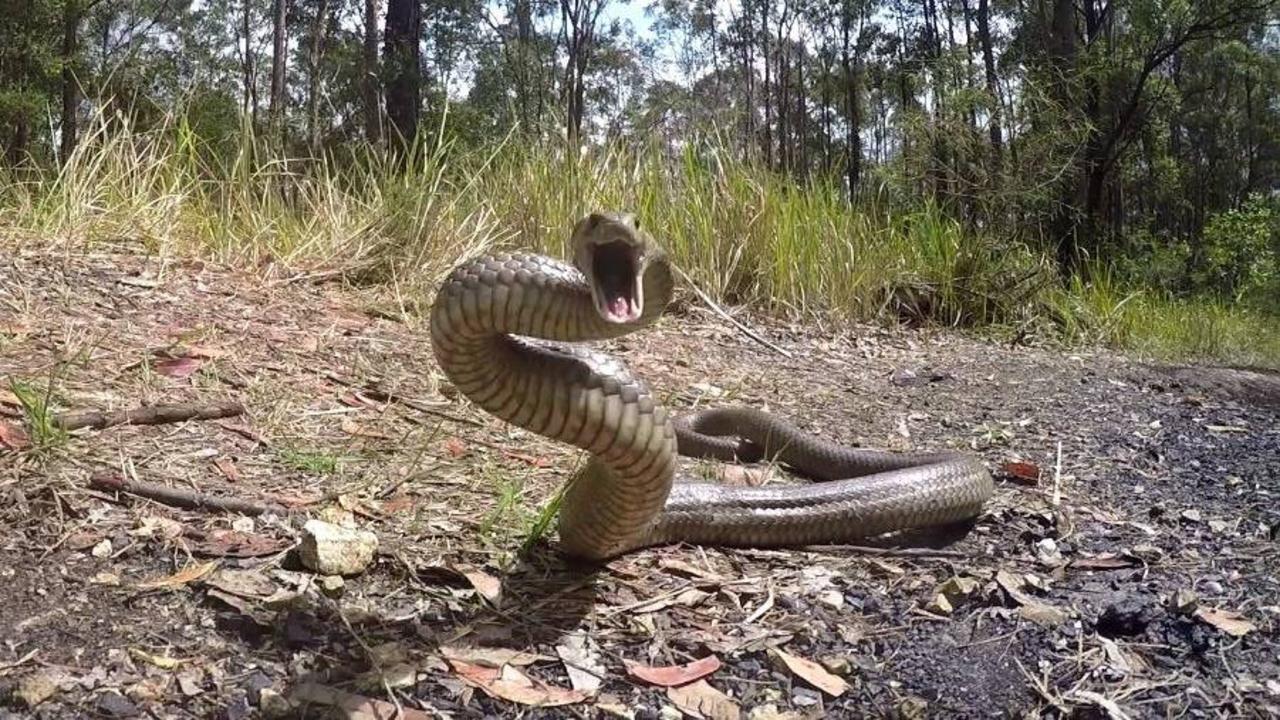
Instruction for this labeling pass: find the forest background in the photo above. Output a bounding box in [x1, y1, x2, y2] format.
[2, 0, 1278, 366]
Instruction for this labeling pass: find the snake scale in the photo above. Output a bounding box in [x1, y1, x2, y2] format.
[430, 211, 993, 560]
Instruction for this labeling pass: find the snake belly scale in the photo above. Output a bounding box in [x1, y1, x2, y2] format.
[429, 212, 994, 561]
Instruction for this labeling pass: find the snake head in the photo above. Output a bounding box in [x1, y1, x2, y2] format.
[572, 211, 652, 324]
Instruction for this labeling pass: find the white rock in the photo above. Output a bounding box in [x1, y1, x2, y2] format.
[297, 519, 378, 576]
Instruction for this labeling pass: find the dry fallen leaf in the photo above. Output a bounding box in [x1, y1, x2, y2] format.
[443, 436, 468, 458]
[554, 634, 606, 696]
[211, 457, 241, 483]
[0, 422, 31, 451]
[136, 561, 218, 590]
[128, 648, 186, 670]
[153, 356, 203, 378]
[715, 465, 772, 487]
[456, 565, 502, 604]
[449, 659, 587, 707]
[770, 648, 849, 697]
[1195, 607, 1256, 637]
[665, 679, 741, 720]
[439, 645, 550, 668]
[999, 461, 1041, 485]
[626, 655, 722, 688]
[341, 418, 394, 440]
[186, 529, 289, 558]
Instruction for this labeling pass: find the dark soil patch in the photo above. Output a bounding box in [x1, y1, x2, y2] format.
[1, 245, 1277, 718]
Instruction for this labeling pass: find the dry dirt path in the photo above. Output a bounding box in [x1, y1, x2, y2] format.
[2, 246, 1277, 719]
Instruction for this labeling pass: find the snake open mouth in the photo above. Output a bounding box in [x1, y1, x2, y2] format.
[590, 240, 643, 323]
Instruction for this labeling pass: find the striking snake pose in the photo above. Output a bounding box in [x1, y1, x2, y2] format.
[430, 212, 993, 561]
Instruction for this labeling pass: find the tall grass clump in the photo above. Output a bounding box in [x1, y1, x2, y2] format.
[1, 106, 1276, 368]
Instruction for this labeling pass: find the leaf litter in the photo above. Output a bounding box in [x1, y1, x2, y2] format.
[1, 247, 1278, 718]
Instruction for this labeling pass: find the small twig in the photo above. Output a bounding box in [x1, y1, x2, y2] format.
[799, 543, 970, 559]
[55, 401, 245, 432]
[89, 472, 287, 516]
[1052, 440, 1063, 508]
[669, 264, 792, 358]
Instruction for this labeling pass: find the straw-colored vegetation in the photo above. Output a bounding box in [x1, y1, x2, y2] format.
[3, 114, 1277, 369]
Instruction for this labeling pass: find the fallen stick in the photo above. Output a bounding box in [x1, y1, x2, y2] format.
[89, 473, 286, 516]
[668, 263, 793, 358]
[56, 400, 245, 432]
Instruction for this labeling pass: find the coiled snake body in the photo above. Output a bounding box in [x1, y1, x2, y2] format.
[430, 212, 993, 560]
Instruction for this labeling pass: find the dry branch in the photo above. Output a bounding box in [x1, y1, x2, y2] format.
[56, 400, 245, 431]
[668, 263, 793, 358]
[89, 473, 286, 516]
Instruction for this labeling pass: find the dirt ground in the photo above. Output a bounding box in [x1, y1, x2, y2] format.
[1, 243, 1278, 719]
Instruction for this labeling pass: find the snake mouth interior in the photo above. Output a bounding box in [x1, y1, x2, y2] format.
[590, 240, 643, 323]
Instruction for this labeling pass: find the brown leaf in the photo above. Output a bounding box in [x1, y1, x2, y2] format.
[715, 465, 771, 487]
[378, 494, 416, 514]
[439, 645, 549, 668]
[770, 648, 849, 697]
[448, 659, 587, 707]
[211, 457, 241, 483]
[502, 449, 552, 467]
[1194, 607, 1256, 637]
[136, 561, 218, 590]
[999, 461, 1041, 485]
[341, 417, 393, 440]
[155, 357, 202, 378]
[626, 655, 722, 688]
[444, 436, 468, 458]
[186, 529, 289, 558]
[0, 422, 31, 451]
[665, 679, 741, 720]
[457, 565, 502, 604]
[1071, 554, 1138, 570]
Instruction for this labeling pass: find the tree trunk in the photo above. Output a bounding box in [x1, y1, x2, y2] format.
[60, 0, 81, 162]
[241, 0, 258, 124]
[307, 0, 330, 154]
[362, 0, 382, 143]
[840, 1, 862, 198]
[269, 0, 288, 139]
[383, 0, 421, 150]
[976, 0, 1001, 165]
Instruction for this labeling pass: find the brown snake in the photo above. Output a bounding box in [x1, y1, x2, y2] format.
[429, 211, 994, 560]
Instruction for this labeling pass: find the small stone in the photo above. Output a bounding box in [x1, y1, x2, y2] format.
[258, 688, 292, 718]
[1129, 544, 1163, 562]
[1096, 596, 1157, 638]
[1168, 588, 1198, 615]
[792, 687, 822, 707]
[297, 519, 378, 576]
[927, 593, 953, 615]
[1035, 538, 1063, 566]
[818, 589, 843, 609]
[1019, 602, 1068, 627]
[96, 691, 139, 717]
[15, 670, 62, 707]
[91, 539, 113, 558]
[1202, 580, 1224, 595]
[820, 656, 851, 675]
[1181, 509, 1202, 523]
[1208, 520, 1230, 533]
[318, 575, 346, 597]
[243, 670, 273, 705]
